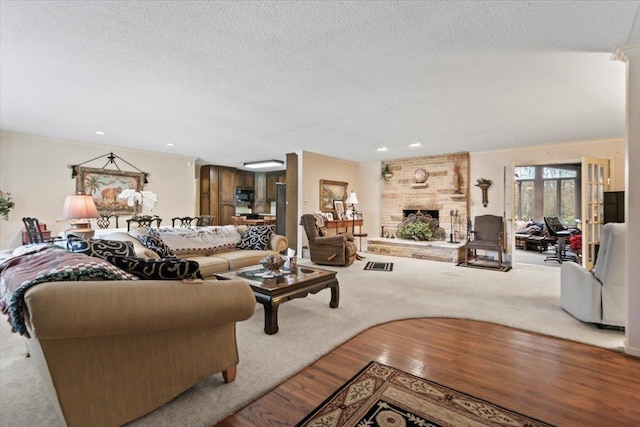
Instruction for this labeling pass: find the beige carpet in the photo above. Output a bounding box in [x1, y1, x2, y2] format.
[0, 254, 624, 427]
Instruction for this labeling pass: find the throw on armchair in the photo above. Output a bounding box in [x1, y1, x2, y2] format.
[300, 214, 357, 266]
[560, 223, 626, 327]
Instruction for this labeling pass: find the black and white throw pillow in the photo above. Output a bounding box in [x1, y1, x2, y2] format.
[67, 237, 136, 259]
[136, 229, 175, 258]
[106, 256, 202, 280]
[236, 224, 275, 251]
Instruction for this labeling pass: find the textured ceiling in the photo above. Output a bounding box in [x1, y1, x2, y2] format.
[1, 1, 639, 170]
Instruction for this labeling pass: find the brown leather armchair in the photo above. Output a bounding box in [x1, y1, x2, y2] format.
[300, 214, 357, 266]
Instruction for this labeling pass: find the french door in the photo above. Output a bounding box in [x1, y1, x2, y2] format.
[581, 157, 609, 270]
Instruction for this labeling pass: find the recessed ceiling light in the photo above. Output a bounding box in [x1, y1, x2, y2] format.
[166, 143, 174, 147]
[95, 131, 105, 135]
[409, 142, 421, 147]
[377, 147, 388, 152]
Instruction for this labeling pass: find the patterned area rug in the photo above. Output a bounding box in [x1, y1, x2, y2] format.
[296, 361, 553, 427]
[363, 262, 394, 272]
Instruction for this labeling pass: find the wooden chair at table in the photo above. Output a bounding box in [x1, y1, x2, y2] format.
[127, 216, 162, 232]
[96, 214, 120, 229]
[22, 217, 61, 244]
[171, 216, 199, 227]
[196, 215, 215, 226]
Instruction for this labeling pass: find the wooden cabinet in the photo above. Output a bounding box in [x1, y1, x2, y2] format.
[200, 165, 236, 225]
[254, 172, 267, 213]
[266, 171, 286, 201]
[235, 170, 254, 190]
[603, 191, 624, 224]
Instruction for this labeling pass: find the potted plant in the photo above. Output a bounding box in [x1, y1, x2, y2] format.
[396, 221, 433, 241]
[0, 191, 14, 220]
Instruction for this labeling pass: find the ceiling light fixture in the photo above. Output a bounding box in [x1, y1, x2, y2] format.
[166, 143, 174, 147]
[377, 147, 388, 152]
[409, 142, 421, 147]
[243, 160, 284, 169]
[95, 131, 105, 135]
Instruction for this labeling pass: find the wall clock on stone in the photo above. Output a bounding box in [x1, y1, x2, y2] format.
[414, 169, 428, 183]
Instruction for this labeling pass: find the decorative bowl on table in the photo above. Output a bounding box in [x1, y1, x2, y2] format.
[260, 255, 285, 274]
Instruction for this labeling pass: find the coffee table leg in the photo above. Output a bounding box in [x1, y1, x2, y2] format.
[263, 302, 280, 335]
[330, 283, 339, 308]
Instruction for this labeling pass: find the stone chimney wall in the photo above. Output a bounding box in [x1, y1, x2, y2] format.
[380, 152, 469, 239]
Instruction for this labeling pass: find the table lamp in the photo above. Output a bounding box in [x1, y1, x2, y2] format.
[346, 191, 359, 234]
[60, 194, 101, 238]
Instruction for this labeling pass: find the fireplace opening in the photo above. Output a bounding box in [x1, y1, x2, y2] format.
[403, 209, 439, 221]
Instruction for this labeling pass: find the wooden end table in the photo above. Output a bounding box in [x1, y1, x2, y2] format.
[214, 265, 339, 335]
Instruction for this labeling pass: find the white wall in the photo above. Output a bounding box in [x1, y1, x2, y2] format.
[469, 138, 626, 220]
[298, 151, 360, 254]
[0, 131, 196, 250]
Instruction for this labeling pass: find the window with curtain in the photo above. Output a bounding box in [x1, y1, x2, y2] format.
[515, 164, 580, 224]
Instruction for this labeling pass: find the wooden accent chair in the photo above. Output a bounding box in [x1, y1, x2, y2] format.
[300, 214, 357, 266]
[464, 214, 504, 268]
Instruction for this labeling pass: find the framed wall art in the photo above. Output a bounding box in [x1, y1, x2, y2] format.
[76, 166, 145, 215]
[319, 179, 348, 212]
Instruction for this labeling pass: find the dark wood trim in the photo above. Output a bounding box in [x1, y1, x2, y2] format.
[217, 318, 640, 426]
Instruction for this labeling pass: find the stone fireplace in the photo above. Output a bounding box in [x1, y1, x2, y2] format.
[371, 152, 469, 263]
[380, 152, 469, 240]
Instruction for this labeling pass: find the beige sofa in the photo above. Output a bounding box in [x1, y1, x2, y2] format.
[104, 224, 288, 277]
[22, 278, 256, 427]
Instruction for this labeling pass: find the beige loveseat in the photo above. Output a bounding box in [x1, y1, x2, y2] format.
[22, 278, 256, 427]
[103, 224, 288, 277]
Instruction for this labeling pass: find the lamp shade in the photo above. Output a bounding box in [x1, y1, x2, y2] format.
[60, 195, 100, 220]
[346, 191, 359, 205]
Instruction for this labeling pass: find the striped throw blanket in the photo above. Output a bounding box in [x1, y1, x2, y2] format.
[0, 246, 137, 337]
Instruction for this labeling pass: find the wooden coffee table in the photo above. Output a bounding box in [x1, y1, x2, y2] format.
[214, 265, 339, 335]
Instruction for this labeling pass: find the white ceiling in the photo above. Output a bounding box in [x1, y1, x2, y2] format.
[1, 1, 639, 170]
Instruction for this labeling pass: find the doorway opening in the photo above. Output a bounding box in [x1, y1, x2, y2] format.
[513, 163, 581, 267]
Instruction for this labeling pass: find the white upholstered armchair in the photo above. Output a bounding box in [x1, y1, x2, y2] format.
[560, 223, 626, 327]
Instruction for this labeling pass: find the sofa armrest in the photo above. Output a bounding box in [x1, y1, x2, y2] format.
[24, 279, 256, 339]
[560, 262, 602, 324]
[269, 233, 288, 253]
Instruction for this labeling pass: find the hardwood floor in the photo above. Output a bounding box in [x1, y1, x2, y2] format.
[216, 318, 640, 426]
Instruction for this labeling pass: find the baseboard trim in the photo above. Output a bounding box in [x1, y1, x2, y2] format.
[624, 340, 640, 357]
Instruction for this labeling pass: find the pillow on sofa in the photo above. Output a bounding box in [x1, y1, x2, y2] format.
[106, 256, 202, 280]
[523, 225, 543, 235]
[67, 237, 137, 259]
[236, 224, 275, 251]
[136, 229, 176, 258]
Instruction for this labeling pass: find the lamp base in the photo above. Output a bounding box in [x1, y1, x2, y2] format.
[65, 222, 95, 240]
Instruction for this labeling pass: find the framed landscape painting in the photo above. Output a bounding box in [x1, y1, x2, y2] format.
[319, 179, 348, 213]
[75, 167, 145, 215]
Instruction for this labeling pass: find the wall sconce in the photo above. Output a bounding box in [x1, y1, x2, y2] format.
[475, 178, 493, 207]
[381, 165, 394, 182]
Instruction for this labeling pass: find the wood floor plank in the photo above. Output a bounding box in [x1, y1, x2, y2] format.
[216, 318, 640, 426]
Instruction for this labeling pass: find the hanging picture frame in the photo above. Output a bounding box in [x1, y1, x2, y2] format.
[75, 166, 145, 215]
[319, 179, 348, 212]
